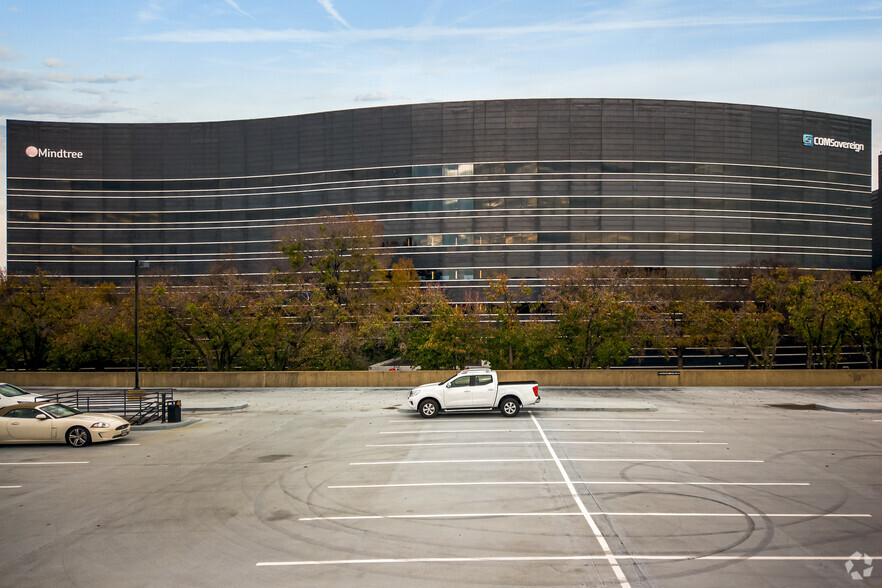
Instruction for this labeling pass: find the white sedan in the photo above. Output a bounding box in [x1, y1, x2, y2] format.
[0, 402, 131, 447]
[0, 383, 48, 407]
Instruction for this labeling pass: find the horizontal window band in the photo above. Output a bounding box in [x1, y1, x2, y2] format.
[8, 227, 871, 244]
[9, 158, 871, 184]
[8, 260, 870, 282]
[8, 220, 872, 240]
[9, 246, 872, 262]
[7, 210, 871, 228]
[7, 176, 871, 202]
[6, 197, 872, 219]
[10, 240, 870, 253]
[7, 191, 870, 218]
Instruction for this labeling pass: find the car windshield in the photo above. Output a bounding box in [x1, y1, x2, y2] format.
[0, 384, 29, 398]
[39, 404, 82, 419]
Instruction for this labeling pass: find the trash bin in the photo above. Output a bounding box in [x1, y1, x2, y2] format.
[167, 400, 182, 423]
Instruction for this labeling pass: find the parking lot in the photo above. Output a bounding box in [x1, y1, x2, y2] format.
[2, 386, 881, 587]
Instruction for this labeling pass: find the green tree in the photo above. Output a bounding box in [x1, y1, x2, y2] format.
[49, 282, 132, 370]
[519, 321, 564, 369]
[635, 270, 731, 369]
[731, 301, 784, 368]
[404, 290, 488, 370]
[357, 259, 425, 366]
[149, 270, 271, 371]
[0, 272, 90, 370]
[786, 274, 860, 369]
[276, 214, 397, 369]
[484, 275, 532, 369]
[139, 284, 199, 371]
[845, 270, 882, 369]
[545, 266, 636, 369]
[277, 214, 385, 309]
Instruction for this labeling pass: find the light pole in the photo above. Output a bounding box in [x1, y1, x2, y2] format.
[133, 260, 149, 390]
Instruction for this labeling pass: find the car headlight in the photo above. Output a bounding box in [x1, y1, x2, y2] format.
[90, 422, 111, 429]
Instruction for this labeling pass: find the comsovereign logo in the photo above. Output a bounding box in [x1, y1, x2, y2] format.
[802, 134, 865, 153]
[24, 146, 84, 159]
[845, 552, 873, 580]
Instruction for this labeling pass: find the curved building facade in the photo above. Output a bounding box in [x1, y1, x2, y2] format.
[6, 99, 873, 291]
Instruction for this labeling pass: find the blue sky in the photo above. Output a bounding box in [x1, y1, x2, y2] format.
[2, 0, 882, 269]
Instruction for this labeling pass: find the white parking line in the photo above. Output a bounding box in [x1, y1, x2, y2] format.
[1, 485, 23, 489]
[529, 413, 631, 587]
[379, 429, 704, 434]
[257, 554, 880, 567]
[367, 441, 727, 447]
[351, 458, 763, 465]
[389, 418, 683, 423]
[0, 461, 89, 465]
[298, 511, 871, 521]
[328, 481, 809, 489]
[533, 418, 682, 422]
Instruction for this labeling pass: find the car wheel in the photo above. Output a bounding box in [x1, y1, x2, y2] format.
[66, 426, 91, 447]
[500, 397, 520, 417]
[418, 399, 440, 418]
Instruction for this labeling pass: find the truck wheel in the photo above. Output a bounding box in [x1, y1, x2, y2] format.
[418, 399, 440, 418]
[500, 397, 520, 417]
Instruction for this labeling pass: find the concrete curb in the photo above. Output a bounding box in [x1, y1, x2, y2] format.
[182, 403, 249, 412]
[814, 404, 882, 414]
[136, 418, 202, 431]
[129, 403, 246, 431]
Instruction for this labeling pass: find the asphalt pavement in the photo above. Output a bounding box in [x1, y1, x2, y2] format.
[3, 385, 880, 587]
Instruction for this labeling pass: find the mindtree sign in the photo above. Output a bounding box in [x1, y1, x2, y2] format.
[25, 145, 84, 159]
[802, 134, 865, 152]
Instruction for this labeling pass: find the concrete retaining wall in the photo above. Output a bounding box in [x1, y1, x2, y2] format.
[4, 369, 882, 389]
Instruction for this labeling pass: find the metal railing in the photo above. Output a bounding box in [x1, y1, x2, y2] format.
[43, 389, 175, 425]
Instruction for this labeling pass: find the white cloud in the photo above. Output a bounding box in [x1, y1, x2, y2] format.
[0, 46, 22, 61]
[0, 93, 130, 117]
[44, 58, 74, 68]
[225, 0, 256, 21]
[137, 2, 164, 22]
[94, 73, 143, 83]
[354, 91, 396, 102]
[0, 68, 47, 91]
[44, 71, 143, 84]
[317, 0, 350, 29]
[138, 13, 882, 43]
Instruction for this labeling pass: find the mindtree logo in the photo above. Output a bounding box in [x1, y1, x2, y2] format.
[25, 145, 84, 159]
[802, 134, 865, 152]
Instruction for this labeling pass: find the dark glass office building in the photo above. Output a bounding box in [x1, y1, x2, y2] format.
[6, 99, 873, 292]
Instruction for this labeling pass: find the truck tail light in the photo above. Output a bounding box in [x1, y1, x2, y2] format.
[533, 385, 539, 397]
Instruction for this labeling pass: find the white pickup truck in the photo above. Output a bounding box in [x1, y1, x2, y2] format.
[407, 368, 540, 418]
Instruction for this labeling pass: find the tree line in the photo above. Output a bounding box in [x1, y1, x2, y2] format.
[1, 215, 881, 372]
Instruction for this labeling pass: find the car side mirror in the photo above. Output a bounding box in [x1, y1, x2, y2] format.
[36, 414, 49, 420]
[446, 383, 452, 388]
